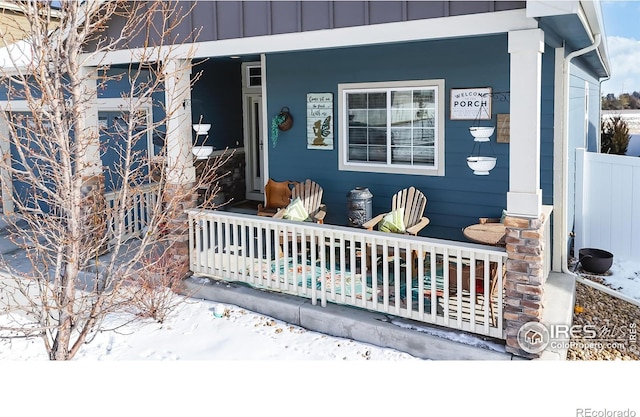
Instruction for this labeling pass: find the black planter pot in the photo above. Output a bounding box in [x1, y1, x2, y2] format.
[576, 248, 614, 274]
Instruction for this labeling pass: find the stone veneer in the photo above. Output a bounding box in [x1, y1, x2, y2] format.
[163, 181, 198, 278]
[194, 149, 246, 207]
[503, 212, 547, 358]
[80, 174, 107, 254]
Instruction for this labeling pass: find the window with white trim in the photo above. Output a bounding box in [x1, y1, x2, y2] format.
[245, 65, 261, 88]
[338, 79, 445, 176]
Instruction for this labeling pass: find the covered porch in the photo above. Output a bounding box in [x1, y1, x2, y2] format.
[59, 21, 561, 358]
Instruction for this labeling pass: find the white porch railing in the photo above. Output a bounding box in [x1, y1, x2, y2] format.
[187, 209, 507, 340]
[104, 183, 159, 246]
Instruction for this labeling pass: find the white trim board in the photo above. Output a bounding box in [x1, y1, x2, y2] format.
[81, 9, 537, 66]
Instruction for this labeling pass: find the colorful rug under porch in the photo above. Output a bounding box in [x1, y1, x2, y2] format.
[242, 257, 451, 312]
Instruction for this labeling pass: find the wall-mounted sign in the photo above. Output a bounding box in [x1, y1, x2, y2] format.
[450, 87, 492, 120]
[307, 93, 333, 150]
[496, 114, 510, 143]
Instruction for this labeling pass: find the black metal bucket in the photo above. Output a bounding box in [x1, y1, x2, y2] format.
[574, 248, 614, 274]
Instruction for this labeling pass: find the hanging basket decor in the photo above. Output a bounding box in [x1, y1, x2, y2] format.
[466, 156, 497, 175]
[467, 100, 497, 175]
[270, 107, 293, 148]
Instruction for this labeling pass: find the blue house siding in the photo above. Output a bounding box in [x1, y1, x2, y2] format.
[565, 61, 602, 251]
[99, 62, 244, 151]
[266, 35, 511, 241]
[96, 67, 167, 153]
[567, 61, 602, 153]
[540, 44, 556, 207]
[97, 63, 245, 153]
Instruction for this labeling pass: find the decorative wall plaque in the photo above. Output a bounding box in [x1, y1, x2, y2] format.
[307, 93, 333, 150]
[450, 87, 492, 120]
[496, 114, 510, 143]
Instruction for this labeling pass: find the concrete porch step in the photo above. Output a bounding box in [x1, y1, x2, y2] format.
[179, 274, 519, 361]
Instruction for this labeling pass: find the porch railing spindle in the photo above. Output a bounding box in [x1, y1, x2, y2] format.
[310, 228, 317, 305]
[469, 252, 477, 326]
[455, 252, 463, 328]
[318, 229, 327, 307]
[248, 223, 256, 285]
[417, 246, 425, 318]
[338, 233, 346, 304]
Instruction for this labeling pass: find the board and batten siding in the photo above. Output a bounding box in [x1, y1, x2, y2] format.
[266, 35, 519, 241]
[103, 1, 525, 48]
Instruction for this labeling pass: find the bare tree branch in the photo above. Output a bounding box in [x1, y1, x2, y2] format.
[0, 0, 226, 360]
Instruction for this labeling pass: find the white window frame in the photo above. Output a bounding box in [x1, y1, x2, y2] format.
[338, 79, 445, 176]
[242, 62, 262, 91]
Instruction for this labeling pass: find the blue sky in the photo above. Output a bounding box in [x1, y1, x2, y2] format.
[601, 0, 640, 95]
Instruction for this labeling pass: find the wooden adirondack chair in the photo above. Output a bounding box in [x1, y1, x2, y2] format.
[359, 187, 429, 288]
[274, 179, 326, 223]
[362, 186, 429, 235]
[257, 178, 297, 217]
[273, 179, 326, 258]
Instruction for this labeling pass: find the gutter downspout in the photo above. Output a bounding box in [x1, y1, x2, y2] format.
[559, 35, 640, 306]
[596, 73, 611, 152]
[561, 34, 600, 278]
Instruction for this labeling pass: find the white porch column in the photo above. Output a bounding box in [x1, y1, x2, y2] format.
[164, 59, 195, 185]
[76, 66, 108, 252]
[507, 29, 545, 218]
[163, 59, 196, 277]
[0, 116, 14, 214]
[79, 66, 102, 177]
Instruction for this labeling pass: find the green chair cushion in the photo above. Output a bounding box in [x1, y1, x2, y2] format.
[378, 208, 406, 233]
[283, 197, 309, 222]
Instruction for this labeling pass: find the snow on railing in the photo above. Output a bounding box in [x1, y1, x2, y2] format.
[187, 209, 507, 340]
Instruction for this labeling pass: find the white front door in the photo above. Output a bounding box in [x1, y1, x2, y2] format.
[244, 93, 264, 200]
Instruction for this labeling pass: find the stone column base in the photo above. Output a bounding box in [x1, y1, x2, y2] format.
[162, 182, 197, 279]
[80, 174, 107, 255]
[503, 213, 547, 358]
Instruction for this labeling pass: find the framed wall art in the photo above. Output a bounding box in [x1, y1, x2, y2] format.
[307, 93, 333, 150]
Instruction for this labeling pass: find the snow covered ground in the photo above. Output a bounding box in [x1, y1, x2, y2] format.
[1, 252, 639, 416]
[3, 258, 637, 363]
[601, 258, 640, 300]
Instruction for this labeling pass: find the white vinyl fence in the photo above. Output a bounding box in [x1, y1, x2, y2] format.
[187, 209, 507, 340]
[575, 148, 640, 260]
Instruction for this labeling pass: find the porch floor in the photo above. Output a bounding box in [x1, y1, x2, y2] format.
[223, 199, 261, 215]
